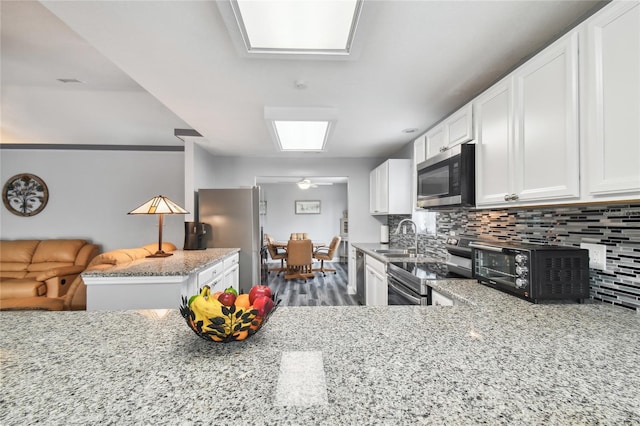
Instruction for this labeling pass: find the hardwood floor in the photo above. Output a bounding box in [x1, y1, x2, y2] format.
[266, 261, 360, 307]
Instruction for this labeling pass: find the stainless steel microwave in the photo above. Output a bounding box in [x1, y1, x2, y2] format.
[416, 143, 475, 209]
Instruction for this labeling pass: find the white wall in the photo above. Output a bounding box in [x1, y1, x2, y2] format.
[185, 152, 384, 247]
[260, 183, 347, 245]
[0, 148, 185, 252]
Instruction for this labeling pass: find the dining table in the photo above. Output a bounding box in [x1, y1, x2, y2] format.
[272, 240, 325, 250]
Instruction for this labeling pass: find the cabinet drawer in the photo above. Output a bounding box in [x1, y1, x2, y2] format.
[197, 261, 224, 288]
[223, 253, 239, 270]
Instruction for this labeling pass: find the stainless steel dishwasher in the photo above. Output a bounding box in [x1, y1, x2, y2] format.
[355, 249, 365, 305]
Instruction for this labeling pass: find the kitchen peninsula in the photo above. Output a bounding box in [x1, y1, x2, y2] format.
[2, 281, 639, 424]
[82, 248, 239, 310]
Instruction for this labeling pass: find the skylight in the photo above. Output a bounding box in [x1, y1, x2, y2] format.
[273, 121, 330, 151]
[232, 0, 362, 54]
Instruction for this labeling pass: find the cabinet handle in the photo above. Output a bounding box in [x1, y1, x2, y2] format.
[504, 194, 510, 201]
[511, 194, 519, 201]
[439, 147, 447, 152]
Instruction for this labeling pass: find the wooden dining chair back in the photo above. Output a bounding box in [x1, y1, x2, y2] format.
[313, 236, 341, 276]
[289, 233, 309, 240]
[265, 234, 287, 276]
[284, 239, 314, 282]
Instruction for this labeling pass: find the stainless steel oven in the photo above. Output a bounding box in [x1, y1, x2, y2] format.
[387, 263, 433, 305]
[387, 262, 467, 305]
[386, 237, 475, 305]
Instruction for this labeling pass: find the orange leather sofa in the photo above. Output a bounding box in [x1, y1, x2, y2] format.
[0, 242, 176, 311]
[0, 239, 99, 303]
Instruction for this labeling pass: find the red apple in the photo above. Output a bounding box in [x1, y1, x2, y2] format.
[249, 285, 272, 304]
[252, 295, 274, 318]
[218, 292, 236, 307]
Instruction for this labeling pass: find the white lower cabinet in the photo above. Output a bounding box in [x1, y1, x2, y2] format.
[475, 32, 580, 208]
[222, 253, 240, 293]
[195, 252, 239, 294]
[582, 1, 640, 201]
[197, 261, 224, 292]
[365, 255, 387, 306]
[431, 289, 455, 306]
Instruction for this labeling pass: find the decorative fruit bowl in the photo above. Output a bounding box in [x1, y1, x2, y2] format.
[179, 285, 278, 343]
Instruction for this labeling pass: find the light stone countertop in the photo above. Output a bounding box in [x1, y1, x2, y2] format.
[2, 287, 639, 424]
[81, 248, 240, 278]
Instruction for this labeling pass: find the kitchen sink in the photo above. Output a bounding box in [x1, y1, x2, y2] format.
[372, 248, 410, 254]
[372, 249, 419, 258]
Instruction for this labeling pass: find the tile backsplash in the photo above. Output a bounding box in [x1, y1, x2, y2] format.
[388, 203, 640, 312]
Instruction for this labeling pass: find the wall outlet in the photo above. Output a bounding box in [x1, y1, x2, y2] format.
[580, 243, 607, 271]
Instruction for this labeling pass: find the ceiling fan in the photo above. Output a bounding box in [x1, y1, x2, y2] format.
[296, 178, 333, 189]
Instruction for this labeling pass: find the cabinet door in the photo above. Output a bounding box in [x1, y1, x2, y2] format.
[377, 162, 389, 213]
[425, 125, 446, 159]
[223, 264, 239, 293]
[414, 136, 426, 165]
[369, 169, 377, 214]
[413, 138, 426, 211]
[431, 289, 454, 306]
[474, 78, 514, 206]
[446, 103, 473, 147]
[370, 162, 389, 214]
[365, 265, 387, 306]
[513, 32, 580, 202]
[584, 2, 640, 197]
[365, 256, 387, 306]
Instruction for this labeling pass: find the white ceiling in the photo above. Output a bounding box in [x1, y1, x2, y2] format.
[1, 0, 605, 158]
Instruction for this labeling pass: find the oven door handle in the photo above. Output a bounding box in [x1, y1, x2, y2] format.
[388, 276, 423, 305]
[468, 242, 506, 253]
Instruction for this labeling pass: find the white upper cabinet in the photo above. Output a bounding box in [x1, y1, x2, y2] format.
[582, 1, 640, 201]
[474, 78, 513, 206]
[370, 159, 412, 215]
[424, 102, 473, 160]
[475, 32, 580, 207]
[446, 103, 474, 147]
[513, 31, 580, 203]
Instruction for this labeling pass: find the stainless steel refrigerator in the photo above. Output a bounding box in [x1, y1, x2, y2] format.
[198, 187, 261, 293]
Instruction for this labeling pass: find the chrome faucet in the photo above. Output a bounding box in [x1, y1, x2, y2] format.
[393, 219, 419, 254]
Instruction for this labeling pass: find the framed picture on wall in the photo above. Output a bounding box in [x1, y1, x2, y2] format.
[295, 200, 321, 214]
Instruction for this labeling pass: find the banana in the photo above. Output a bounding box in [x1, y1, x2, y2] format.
[190, 287, 212, 325]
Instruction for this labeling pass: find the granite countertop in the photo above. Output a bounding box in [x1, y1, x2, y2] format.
[82, 248, 239, 278]
[2, 295, 639, 424]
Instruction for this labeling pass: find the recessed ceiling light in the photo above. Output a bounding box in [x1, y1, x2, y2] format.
[273, 121, 330, 151]
[232, 0, 363, 55]
[264, 107, 337, 152]
[402, 128, 418, 134]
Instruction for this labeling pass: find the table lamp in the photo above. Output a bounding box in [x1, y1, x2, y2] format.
[128, 195, 189, 258]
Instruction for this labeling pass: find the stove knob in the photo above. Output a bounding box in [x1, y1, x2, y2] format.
[516, 266, 528, 276]
[515, 254, 527, 264]
[515, 278, 528, 289]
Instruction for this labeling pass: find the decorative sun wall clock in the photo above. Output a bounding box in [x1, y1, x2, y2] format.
[2, 173, 49, 217]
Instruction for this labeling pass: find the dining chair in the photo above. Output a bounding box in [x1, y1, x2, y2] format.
[284, 239, 314, 281]
[265, 234, 287, 276]
[313, 236, 341, 276]
[289, 233, 309, 240]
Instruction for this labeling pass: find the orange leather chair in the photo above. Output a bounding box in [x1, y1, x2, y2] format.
[313, 236, 341, 276]
[284, 239, 314, 282]
[265, 234, 287, 276]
